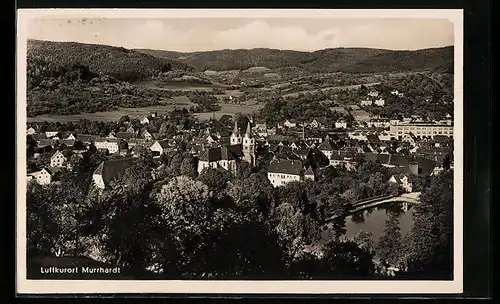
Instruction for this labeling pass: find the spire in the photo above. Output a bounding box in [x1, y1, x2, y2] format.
[232, 120, 240, 137]
[245, 121, 252, 138]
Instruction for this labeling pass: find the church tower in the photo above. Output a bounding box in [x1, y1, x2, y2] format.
[230, 120, 242, 145]
[243, 121, 255, 166]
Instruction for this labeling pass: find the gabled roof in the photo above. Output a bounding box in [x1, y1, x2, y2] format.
[268, 159, 303, 175]
[37, 139, 57, 147]
[154, 140, 170, 149]
[318, 139, 334, 151]
[304, 166, 314, 176]
[93, 158, 136, 186]
[116, 132, 136, 140]
[76, 134, 98, 143]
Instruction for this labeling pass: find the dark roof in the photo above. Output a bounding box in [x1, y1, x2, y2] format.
[366, 134, 380, 143]
[364, 153, 410, 167]
[32, 133, 47, 141]
[76, 134, 98, 143]
[305, 166, 314, 175]
[59, 139, 75, 146]
[37, 139, 56, 147]
[330, 150, 356, 161]
[93, 158, 136, 186]
[155, 140, 170, 149]
[116, 132, 136, 140]
[318, 139, 334, 151]
[268, 159, 303, 175]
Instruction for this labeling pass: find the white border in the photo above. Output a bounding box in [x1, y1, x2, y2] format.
[16, 9, 464, 294]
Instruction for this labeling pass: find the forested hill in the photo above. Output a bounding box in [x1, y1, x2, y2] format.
[136, 46, 454, 73]
[27, 40, 195, 82]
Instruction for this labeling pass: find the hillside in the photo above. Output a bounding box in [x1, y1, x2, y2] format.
[28, 40, 194, 82]
[136, 46, 453, 73]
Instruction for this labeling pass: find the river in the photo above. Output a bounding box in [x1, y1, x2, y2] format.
[322, 202, 415, 241]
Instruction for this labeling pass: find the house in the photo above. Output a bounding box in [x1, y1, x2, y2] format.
[329, 150, 357, 171]
[149, 140, 170, 156]
[94, 138, 120, 154]
[107, 131, 116, 138]
[366, 118, 390, 128]
[75, 134, 98, 144]
[116, 132, 136, 141]
[37, 139, 57, 149]
[360, 99, 373, 106]
[304, 167, 315, 181]
[348, 132, 368, 141]
[391, 90, 399, 96]
[368, 91, 379, 97]
[378, 131, 392, 141]
[267, 158, 304, 187]
[27, 127, 36, 135]
[45, 131, 59, 138]
[92, 158, 136, 189]
[374, 98, 385, 107]
[197, 145, 243, 175]
[335, 120, 348, 129]
[34, 167, 62, 186]
[140, 116, 150, 125]
[310, 118, 328, 129]
[283, 119, 298, 128]
[126, 125, 136, 134]
[59, 139, 75, 147]
[142, 130, 153, 141]
[402, 132, 418, 145]
[317, 135, 334, 159]
[50, 151, 67, 168]
[389, 174, 413, 192]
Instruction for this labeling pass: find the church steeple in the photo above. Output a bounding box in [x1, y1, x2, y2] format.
[244, 121, 252, 138]
[230, 120, 242, 145]
[232, 120, 240, 137]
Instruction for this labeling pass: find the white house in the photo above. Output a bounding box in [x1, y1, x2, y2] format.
[94, 138, 120, 154]
[107, 131, 116, 138]
[35, 168, 53, 185]
[391, 90, 399, 95]
[150, 140, 170, 156]
[304, 167, 315, 181]
[45, 131, 59, 138]
[360, 99, 373, 106]
[27, 127, 36, 135]
[66, 133, 76, 140]
[92, 158, 136, 189]
[50, 151, 67, 168]
[140, 117, 150, 125]
[267, 159, 304, 187]
[283, 120, 298, 128]
[368, 91, 379, 97]
[366, 118, 390, 128]
[389, 174, 413, 192]
[317, 136, 334, 159]
[335, 121, 348, 129]
[378, 131, 392, 141]
[374, 98, 385, 107]
[142, 130, 153, 141]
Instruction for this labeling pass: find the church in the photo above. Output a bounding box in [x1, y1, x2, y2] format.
[197, 120, 256, 175]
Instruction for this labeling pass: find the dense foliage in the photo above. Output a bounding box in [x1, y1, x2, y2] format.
[138, 46, 453, 73]
[28, 39, 193, 81]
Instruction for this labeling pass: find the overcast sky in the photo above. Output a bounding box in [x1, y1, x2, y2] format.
[27, 18, 454, 52]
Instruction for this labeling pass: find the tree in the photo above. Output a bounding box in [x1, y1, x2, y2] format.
[227, 173, 275, 219]
[154, 176, 214, 276]
[376, 212, 403, 267]
[197, 167, 233, 200]
[402, 170, 453, 279]
[179, 155, 197, 178]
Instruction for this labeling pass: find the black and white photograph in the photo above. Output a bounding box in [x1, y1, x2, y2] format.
[16, 9, 463, 294]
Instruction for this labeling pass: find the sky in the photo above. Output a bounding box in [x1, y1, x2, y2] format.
[27, 18, 454, 52]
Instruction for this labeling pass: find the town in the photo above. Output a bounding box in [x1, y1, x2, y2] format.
[25, 35, 455, 281]
[27, 88, 453, 192]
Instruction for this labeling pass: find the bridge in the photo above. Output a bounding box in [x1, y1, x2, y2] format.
[325, 192, 421, 221]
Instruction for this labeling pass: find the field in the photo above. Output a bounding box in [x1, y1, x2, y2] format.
[134, 80, 228, 92]
[282, 82, 381, 98]
[194, 100, 263, 121]
[27, 96, 196, 123]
